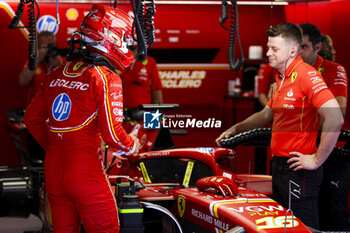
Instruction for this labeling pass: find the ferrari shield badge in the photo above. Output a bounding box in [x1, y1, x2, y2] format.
[177, 196, 186, 217]
[291, 72, 298, 83]
[318, 67, 324, 75]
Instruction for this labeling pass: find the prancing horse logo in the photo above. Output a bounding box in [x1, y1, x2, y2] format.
[177, 196, 186, 217]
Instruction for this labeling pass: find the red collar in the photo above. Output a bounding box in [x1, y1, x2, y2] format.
[285, 55, 303, 78]
[313, 55, 325, 74]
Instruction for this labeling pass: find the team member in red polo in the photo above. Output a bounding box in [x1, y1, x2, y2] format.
[216, 23, 343, 229]
[256, 63, 278, 106]
[300, 23, 349, 231]
[121, 46, 163, 108]
[19, 31, 63, 106]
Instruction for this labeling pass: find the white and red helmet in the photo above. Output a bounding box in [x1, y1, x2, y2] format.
[80, 4, 135, 71]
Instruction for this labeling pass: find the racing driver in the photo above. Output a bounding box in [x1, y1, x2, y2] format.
[24, 4, 140, 232]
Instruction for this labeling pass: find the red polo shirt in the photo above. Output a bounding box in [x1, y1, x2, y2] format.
[314, 55, 349, 145]
[257, 63, 278, 94]
[313, 55, 348, 99]
[121, 56, 162, 108]
[267, 56, 335, 157]
[23, 61, 49, 106]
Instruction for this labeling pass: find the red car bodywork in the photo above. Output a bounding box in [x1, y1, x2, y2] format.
[105, 147, 311, 232]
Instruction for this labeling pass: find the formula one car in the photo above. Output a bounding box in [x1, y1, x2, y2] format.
[89, 126, 349, 233]
[38, 146, 317, 232]
[103, 145, 315, 232]
[3, 108, 350, 232]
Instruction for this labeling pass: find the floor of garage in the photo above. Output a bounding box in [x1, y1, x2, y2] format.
[0, 214, 42, 233]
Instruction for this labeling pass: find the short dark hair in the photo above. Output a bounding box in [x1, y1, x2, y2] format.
[299, 23, 321, 48]
[38, 31, 56, 41]
[266, 23, 302, 46]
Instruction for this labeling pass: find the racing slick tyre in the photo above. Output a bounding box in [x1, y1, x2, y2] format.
[220, 128, 271, 148]
[221, 128, 350, 162]
[142, 202, 183, 233]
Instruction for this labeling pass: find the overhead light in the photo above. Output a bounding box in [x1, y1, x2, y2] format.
[4, 0, 288, 5]
[5, 0, 288, 5]
[154, 1, 288, 5]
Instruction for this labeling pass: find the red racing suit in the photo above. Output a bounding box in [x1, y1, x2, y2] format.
[24, 58, 136, 233]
